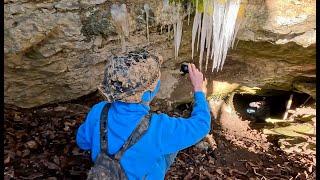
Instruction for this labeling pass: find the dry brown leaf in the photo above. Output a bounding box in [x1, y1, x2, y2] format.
[216, 168, 224, 175]
[45, 161, 60, 170]
[19, 173, 43, 179]
[4, 156, 10, 164]
[22, 149, 30, 157]
[203, 170, 215, 179]
[26, 140, 38, 149]
[230, 169, 248, 176]
[246, 161, 257, 167]
[252, 167, 264, 177]
[53, 156, 60, 165]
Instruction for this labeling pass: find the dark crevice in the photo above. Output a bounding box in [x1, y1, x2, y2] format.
[232, 90, 314, 123]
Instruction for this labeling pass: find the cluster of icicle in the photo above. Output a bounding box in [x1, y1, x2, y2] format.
[111, 4, 130, 52]
[160, 0, 192, 60]
[192, 0, 244, 72]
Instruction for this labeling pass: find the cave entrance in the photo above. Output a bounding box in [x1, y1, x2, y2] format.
[232, 90, 314, 123]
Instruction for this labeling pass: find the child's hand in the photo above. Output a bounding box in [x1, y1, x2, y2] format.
[188, 63, 206, 94]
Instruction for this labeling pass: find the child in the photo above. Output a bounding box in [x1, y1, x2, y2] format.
[76, 50, 211, 179]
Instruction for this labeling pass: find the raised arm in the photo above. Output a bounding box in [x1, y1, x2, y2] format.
[156, 92, 211, 154]
[154, 64, 212, 154]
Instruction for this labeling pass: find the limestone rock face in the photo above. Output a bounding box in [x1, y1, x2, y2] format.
[4, 0, 316, 108]
[237, 0, 316, 47]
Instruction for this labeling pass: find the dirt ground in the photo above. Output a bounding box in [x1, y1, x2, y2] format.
[4, 92, 316, 180]
[166, 99, 316, 180]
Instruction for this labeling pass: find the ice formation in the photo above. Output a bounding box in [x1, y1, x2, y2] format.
[191, 0, 202, 59]
[144, 4, 150, 42]
[213, 0, 241, 71]
[232, 3, 246, 49]
[198, 0, 213, 71]
[111, 4, 130, 52]
[187, 2, 191, 25]
[108, 1, 244, 69]
[173, 4, 184, 59]
[159, 0, 174, 38]
[191, 0, 244, 72]
[160, 1, 185, 60]
[158, 0, 244, 65]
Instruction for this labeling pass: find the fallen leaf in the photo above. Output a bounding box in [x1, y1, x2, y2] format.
[54, 106, 67, 111]
[53, 156, 60, 165]
[14, 114, 22, 122]
[16, 151, 22, 157]
[19, 173, 43, 179]
[308, 165, 313, 173]
[26, 140, 38, 149]
[4, 156, 10, 164]
[230, 169, 248, 176]
[22, 149, 30, 157]
[45, 161, 60, 170]
[73, 148, 83, 156]
[247, 161, 257, 167]
[216, 168, 223, 175]
[47, 177, 58, 180]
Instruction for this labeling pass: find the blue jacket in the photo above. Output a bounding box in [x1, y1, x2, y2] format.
[76, 81, 211, 179]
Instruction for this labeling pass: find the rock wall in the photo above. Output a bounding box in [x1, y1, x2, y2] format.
[4, 0, 316, 108]
[238, 0, 315, 47]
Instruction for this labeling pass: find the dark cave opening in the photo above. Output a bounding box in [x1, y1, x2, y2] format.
[232, 90, 314, 123]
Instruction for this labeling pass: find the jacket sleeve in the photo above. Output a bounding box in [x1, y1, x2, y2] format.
[76, 103, 101, 150]
[157, 91, 211, 154]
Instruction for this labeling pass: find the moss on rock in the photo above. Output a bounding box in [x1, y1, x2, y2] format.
[81, 10, 116, 41]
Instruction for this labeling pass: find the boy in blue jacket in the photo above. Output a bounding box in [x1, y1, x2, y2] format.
[76, 50, 211, 179]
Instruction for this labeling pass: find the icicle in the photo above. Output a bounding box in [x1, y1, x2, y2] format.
[173, 22, 177, 58]
[196, 14, 202, 52]
[175, 17, 183, 59]
[199, 0, 210, 71]
[173, 3, 183, 60]
[121, 4, 130, 37]
[205, 0, 214, 71]
[192, 12, 201, 59]
[219, 0, 241, 70]
[215, 0, 228, 71]
[111, 4, 130, 52]
[206, 0, 243, 72]
[231, 2, 245, 49]
[144, 4, 150, 42]
[187, 2, 191, 25]
[211, 0, 226, 71]
[192, 0, 202, 56]
[163, 0, 169, 9]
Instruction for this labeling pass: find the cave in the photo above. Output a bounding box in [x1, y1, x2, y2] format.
[232, 90, 314, 123]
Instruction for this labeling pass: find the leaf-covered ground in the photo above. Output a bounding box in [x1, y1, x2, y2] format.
[4, 93, 316, 180]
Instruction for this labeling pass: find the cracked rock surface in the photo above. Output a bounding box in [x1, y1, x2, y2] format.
[4, 0, 315, 108]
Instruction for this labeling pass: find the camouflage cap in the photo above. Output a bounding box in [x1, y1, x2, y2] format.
[98, 49, 163, 103]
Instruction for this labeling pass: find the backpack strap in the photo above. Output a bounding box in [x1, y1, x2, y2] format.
[100, 102, 152, 161]
[100, 103, 111, 153]
[114, 113, 152, 161]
